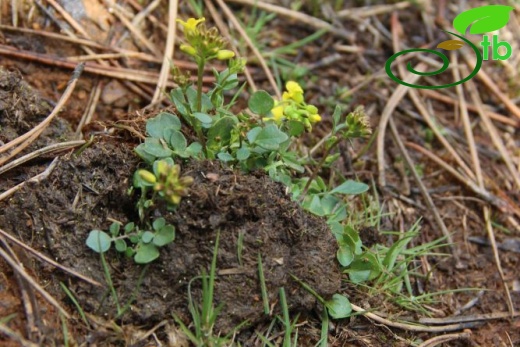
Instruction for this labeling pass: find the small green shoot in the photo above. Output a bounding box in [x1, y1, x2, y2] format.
[258, 253, 270, 315]
[174, 231, 247, 346]
[60, 282, 90, 328]
[289, 274, 352, 319]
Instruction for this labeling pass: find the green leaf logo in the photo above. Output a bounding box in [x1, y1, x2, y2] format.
[453, 5, 514, 35]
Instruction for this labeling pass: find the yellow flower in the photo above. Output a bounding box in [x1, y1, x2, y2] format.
[263, 101, 285, 124]
[177, 17, 205, 36]
[282, 81, 304, 103]
[216, 49, 235, 60]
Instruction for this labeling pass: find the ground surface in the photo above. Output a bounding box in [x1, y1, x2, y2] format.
[0, 1, 519, 346]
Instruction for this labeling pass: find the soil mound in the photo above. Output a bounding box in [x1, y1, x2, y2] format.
[1, 140, 342, 332]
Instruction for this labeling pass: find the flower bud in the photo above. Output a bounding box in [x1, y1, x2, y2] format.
[309, 113, 322, 123]
[138, 170, 156, 184]
[155, 160, 169, 177]
[179, 176, 194, 186]
[306, 105, 318, 114]
[180, 44, 197, 56]
[216, 49, 235, 60]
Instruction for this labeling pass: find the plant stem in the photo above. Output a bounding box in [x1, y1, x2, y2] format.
[300, 138, 342, 200]
[196, 58, 205, 112]
[195, 58, 208, 155]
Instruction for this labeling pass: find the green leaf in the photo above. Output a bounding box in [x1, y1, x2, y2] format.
[207, 116, 237, 151]
[453, 5, 514, 35]
[125, 248, 135, 258]
[153, 218, 166, 231]
[193, 112, 213, 125]
[236, 147, 250, 161]
[134, 244, 160, 264]
[248, 90, 274, 115]
[337, 245, 354, 267]
[141, 138, 173, 158]
[186, 87, 213, 112]
[186, 142, 203, 158]
[153, 225, 175, 246]
[320, 194, 341, 216]
[146, 112, 181, 138]
[134, 144, 156, 164]
[124, 222, 135, 233]
[217, 152, 234, 162]
[286, 120, 305, 137]
[253, 124, 289, 150]
[222, 73, 238, 90]
[347, 253, 381, 283]
[332, 105, 342, 131]
[330, 180, 368, 195]
[167, 129, 187, 153]
[115, 239, 127, 252]
[86, 230, 111, 253]
[306, 195, 325, 216]
[281, 153, 304, 172]
[246, 127, 262, 143]
[170, 88, 189, 116]
[325, 294, 352, 319]
[342, 226, 363, 255]
[109, 223, 120, 237]
[382, 235, 414, 272]
[141, 231, 154, 243]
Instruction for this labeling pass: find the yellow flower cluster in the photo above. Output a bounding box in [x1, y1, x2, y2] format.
[176, 17, 235, 61]
[265, 81, 322, 131]
[138, 161, 193, 205]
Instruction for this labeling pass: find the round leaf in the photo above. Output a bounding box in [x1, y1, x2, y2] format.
[337, 245, 354, 267]
[146, 112, 181, 138]
[115, 239, 127, 252]
[109, 222, 121, 236]
[141, 231, 155, 243]
[86, 230, 112, 253]
[253, 124, 289, 150]
[236, 147, 250, 161]
[326, 294, 352, 319]
[347, 253, 381, 283]
[248, 90, 274, 115]
[134, 244, 160, 264]
[217, 152, 234, 162]
[141, 138, 173, 158]
[164, 129, 187, 152]
[153, 225, 175, 246]
[153, 218, 166, 231]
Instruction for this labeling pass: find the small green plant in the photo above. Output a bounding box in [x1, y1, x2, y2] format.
[86, 218, 175, 264]
[173, 231, 246, 346]
[257, 288, 300, 347]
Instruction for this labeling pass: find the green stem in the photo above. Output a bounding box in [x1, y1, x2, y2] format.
[196, 58, 205, 112]
[299, 138, 342, 201]
[195, 58, 207, 155]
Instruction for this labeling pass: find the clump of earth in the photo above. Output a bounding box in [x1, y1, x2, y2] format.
[0, 66, 342, 343]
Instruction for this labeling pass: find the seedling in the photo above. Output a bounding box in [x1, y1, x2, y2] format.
[86, 218, 175, 264]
